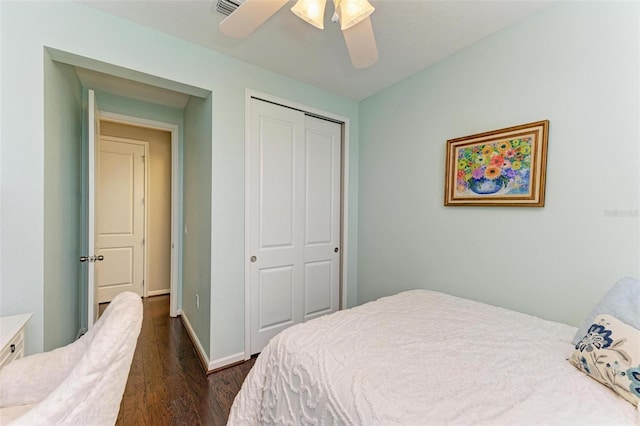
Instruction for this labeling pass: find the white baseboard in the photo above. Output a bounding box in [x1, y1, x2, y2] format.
[147, 289, 170, 297]
[209, 352, 245, 371]
[180, 311, 210, 369]
[179, 312, 246, 373]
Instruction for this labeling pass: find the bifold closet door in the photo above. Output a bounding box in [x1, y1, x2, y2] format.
[248, 98, 341, 354]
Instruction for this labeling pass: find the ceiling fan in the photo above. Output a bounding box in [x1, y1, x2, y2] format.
[218, 0, 379, 69]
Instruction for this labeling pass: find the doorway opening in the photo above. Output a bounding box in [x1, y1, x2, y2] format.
[44, 48, 215, 364]
[97, 121, 172, 304]
[96, 112, 181, 317]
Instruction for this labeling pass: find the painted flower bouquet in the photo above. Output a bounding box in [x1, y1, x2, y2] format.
[455, 137, 533, 195]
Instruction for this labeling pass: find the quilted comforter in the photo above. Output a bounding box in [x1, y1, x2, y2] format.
[228, 290, 637, 425]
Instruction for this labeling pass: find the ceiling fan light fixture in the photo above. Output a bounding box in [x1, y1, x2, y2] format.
[291, 0, 326, 30]
[336, 0, 374, 31]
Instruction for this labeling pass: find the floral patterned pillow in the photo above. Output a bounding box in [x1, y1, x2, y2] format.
[569, 314, 640, 407]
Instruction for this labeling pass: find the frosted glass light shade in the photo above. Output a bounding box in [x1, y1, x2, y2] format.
[338, 0, 374, 30]
[291, 0, 326, 30]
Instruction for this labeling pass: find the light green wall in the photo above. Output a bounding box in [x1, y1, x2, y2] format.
[358, 1, 640, 326]
[43, 55, 83, 350]
[1, 4, 45, 354]
[0, 1, 358, 358]
[182, 95, 213, 355]
[96, 92, 185, 128]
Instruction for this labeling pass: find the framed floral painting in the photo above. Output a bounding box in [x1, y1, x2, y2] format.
[444, 120, 549, 207]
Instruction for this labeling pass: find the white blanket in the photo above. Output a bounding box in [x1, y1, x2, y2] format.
[229, 290, 637, 425]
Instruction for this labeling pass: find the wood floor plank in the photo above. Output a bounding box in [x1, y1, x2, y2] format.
[108, 296, 255, 426]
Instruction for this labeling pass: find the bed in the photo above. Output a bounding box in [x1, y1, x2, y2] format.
[228, 289, 638, 425]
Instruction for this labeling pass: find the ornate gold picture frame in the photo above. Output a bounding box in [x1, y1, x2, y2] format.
[444, 120, 549, 207]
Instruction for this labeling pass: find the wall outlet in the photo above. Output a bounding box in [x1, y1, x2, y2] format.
[184, 224, 188, 235]
[196, 294, 199, 310]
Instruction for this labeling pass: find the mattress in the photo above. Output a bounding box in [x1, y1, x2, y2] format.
[228, 290, 637, 425]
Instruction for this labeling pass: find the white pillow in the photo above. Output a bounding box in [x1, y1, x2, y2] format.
[572, 277, 640, 345]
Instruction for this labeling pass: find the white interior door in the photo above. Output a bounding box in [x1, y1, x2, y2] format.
[248, 98, 342, 354]
[97, 139, 145, 302]
[86, 89, 100, 329]
[301, 116, 341, 322]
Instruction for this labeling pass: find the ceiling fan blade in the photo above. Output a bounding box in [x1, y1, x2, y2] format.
[219, 0, 289, 39]
[342, 17, 378, 69]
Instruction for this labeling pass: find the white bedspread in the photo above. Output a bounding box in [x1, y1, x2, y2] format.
[228, 290, 637, 425]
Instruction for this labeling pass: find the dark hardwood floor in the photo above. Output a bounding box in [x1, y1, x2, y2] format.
[102, 295, 256, 426]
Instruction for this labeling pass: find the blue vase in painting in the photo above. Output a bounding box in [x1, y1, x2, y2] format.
[468, 178, 503, 195]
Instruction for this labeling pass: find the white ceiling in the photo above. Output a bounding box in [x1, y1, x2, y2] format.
[80, 0, 551, 101]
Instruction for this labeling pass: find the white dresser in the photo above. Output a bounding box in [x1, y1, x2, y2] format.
[0, 313, 33, 369]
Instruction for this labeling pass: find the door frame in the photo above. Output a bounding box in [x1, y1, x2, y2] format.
[97, 136, 149, 301]
[243, 89, 351, 360]
[99, 111, 181, 317]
